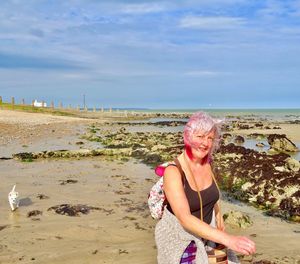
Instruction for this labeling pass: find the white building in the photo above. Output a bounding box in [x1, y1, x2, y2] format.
[33, 100, 47, 107]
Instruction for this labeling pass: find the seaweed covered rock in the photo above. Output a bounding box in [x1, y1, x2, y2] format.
[234, 135, 245, 144]
[284, 157, 300, 172]
[213, 143, 300, 222]
[223, 211, 253, 229]
[48, 204, 100, 217]
[267, 134, 298, 152]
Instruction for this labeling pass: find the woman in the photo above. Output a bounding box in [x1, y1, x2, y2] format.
[155, 112, 256, 264]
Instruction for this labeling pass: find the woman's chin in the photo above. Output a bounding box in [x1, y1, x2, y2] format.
[192, 150, 209, 160]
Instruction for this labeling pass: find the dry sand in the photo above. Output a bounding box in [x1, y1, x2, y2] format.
[0, 109, 299, 264]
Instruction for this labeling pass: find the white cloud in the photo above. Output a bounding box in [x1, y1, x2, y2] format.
[184, 71, 230, 77]
[94, 69, 166, 77]
[120, 3, 166, 14]
[179, 16, 246, 29]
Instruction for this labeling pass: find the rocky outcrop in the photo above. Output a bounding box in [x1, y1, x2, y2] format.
[107, 120, 187, 127]
[12, 148, 134, 160]
[214, 143, 300, 222]
[267, 134, 298, 152]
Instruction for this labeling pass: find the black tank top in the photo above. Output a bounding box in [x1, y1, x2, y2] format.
[166, 163, 219, 224]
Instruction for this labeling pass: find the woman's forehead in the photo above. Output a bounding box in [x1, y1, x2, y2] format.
[193, 129, 215, 136]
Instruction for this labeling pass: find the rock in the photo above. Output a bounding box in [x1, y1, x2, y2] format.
[151, 144, 166, 151]
[252, 260, 276, 264]
[143, 153, 162, 164]
[234, 135, 245, 144]
[254, 123, 264, 127]
[119, 127, 126, 133]
[248, 133, 265, 140]
[223, 211, 253, 229]
[267, 134, 298, 152]
[274, 166, 287, 172]
[27, 210, 43, 218]
[37, 194, 49, 199]
[285, 158, 300, 172]
[12, 152, 34, 161]
[241, 182, 253, 192]
[59, 179, 78, 185]
[0, 225, 9, 231]
[222, 133, 233, 139]
[238, 123, 251, 129]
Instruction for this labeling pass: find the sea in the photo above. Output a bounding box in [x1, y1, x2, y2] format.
[88, 107, 300, 119]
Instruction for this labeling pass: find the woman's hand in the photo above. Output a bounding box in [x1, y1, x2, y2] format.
[225, 235, 256, 255]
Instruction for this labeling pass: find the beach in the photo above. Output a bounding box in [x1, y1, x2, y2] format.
[0, 109, 300, 264]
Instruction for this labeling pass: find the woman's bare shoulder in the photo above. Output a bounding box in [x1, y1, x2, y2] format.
[164, 164, 182, 179]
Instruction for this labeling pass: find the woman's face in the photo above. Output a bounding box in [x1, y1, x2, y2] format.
[190, 129, 215, 160]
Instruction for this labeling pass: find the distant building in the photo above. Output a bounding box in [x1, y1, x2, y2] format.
[33, 100, 47, 107]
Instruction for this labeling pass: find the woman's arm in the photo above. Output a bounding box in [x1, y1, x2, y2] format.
[214, 202, 225, 231]
[163, 166, 255, 255]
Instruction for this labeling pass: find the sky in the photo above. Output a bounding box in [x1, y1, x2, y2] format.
[0, 0, 300, 109]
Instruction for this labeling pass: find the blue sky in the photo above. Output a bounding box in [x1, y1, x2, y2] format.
[0, 0, 300, 109]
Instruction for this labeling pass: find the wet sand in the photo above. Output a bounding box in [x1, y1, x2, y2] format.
[0, 158, 157, 264]
[0, 109, 299, 264]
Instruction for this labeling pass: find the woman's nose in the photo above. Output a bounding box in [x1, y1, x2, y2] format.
[201, 135, 213, 146]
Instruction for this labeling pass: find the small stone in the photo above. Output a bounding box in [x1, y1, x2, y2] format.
[27, 210, 43, 218]
[223, 211, 253, 229]
[285, 157, 300, 172]
[37, 194, 49, 199]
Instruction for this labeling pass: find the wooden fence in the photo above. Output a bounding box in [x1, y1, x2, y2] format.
[0, 96, 132, 117]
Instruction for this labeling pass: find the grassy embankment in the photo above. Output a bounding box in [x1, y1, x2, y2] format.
[0, 102, 78, 117]
[0, 101, 150, 121]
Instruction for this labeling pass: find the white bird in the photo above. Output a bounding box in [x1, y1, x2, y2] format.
[8, 185, 20, 211]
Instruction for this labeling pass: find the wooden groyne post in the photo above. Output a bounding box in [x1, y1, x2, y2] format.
[11, 97, 15, 109]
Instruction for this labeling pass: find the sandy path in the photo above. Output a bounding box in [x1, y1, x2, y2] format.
[0, 110, 98, 157]
[0, 110, 90, 125]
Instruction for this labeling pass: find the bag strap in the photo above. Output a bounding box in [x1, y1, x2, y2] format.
[163, 160, 185, 207]
[174, 158, 185, 184]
